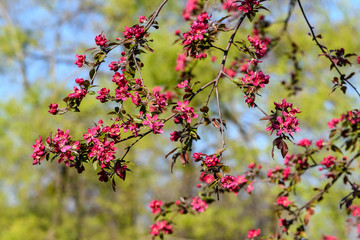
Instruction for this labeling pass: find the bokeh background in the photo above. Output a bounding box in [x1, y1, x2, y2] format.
[0, 0, 359, 239]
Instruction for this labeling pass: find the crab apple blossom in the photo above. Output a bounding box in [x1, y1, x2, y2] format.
[48, 103, 58, 115]
[150, 220, 173, 237]
[95, 34, 107, 47]
[276, 196, 292, 207]
[247, 228, 261, 239]
[74, 54, 86, 67]
[191, 196, 208, 213]
[149, 200, 163, 214]
[266, 99, 301, 136]
[68, 86, 87, 99]
[173, 100, 198, 124]
[123, 25, 145, 39]
[31, 136, 47, 165]
[142, 114, 164, 134]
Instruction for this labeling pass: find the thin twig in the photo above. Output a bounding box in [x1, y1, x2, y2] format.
[133, 53, 144, 85]
[297, 0, 360, 97]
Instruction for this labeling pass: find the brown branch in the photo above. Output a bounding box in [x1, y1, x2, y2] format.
[297, 0, 360, 98]
[294, 152, 360, 218]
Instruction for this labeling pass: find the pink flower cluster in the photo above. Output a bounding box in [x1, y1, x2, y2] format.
[221, 175, 247, 193]
[74, 54, 86, 67]
[182, 12, 211, 59]
[297, 138, 312, 147]
[284, 154, 309, 171]
[266, 99, 301, 136]
[31, 136, 47, 165]
[143, 114, 164, 134]
[95, 34, 107, 47]
[108, 56, 127, 72]
[192, 152, 220, 168]
[276, 196, 292, 207]
[199, 172, 215, 184]
[36, 129, 80, 169]
[175, 54, 187, 72]
[248, 35, 268, 58]
[191, 196, 208, 213]
[320, 155, 336, 168]
[82, 120, 125, 180]
[48, 103, 58, 115]
[150, 220, 173, 237]
[68, 78, 87, 100]
[123, 25, 145, 39]
[173, 100, 198, 124]
[241, 70, 270, 88]
[247, 228, 261, 239]
[323, 236, 338, 240]
[182, 0, 199, 21]
[96, 88, 110, 103]
[328, 110, 360, 129]
[222, 0, 260, 13]
[149, 200, 163, 214]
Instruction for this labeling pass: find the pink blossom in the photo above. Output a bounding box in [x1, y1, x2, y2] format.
[248, 35, 267, 58]
[31, 136, 47, 165]
[115, 87, 129, 101]
[350, 205, 360, 217]
[357, 55, 360, 64]
[149, 200, 163, 214]
[204, 155, 220, 167]
[130, 91, 141, 106]
[68, 86, 87, 99]
[323, 236, 338, 240]
[321, 155, 336, 168]
[222, 0, 239, 12]
[282, 166, 291, 180]
[112, 72, 128, 87]
[276, 196, 292, 207]
[123, 25, 145, 39]
[191, 196, 208, 213]
[192, 152, 203, 162]
[221, 175, 246, 193]
[247, 181, 254, 193]
[182, 0, 198, 21]
[102, 124, 121, 140]
[248, 162, 256, 169]
[328, 118, 340, 129]
[95, 34, 107, 47]
[175, 54, 187, 72]
[174, 100, 198, 124]
[96, 88, 110, 103]
[74, 54, 86, 67]
[48, 103, 58, 115]
[75, 78, 84, 85]
[142, 114, 164, 134]
[200, 173, 215, 184]
[266, 99, 301, 136]
[247, 228, 260, 239]
[88, 138, 117, 169]
[170, 131, 181, 141]
[316, 139, 324, 149]
[150, 220, 173, 237]
[238, 0, 260, 13]
[297, 138, 312, 147]
[139, 15, 146, 23]
[83, 120, 103, 143]
[240, 70, 270, 88]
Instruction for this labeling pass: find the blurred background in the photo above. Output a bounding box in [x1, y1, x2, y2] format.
[0, 0, 359, 239]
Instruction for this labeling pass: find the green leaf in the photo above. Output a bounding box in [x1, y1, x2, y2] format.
[92, 161, 98, 171]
